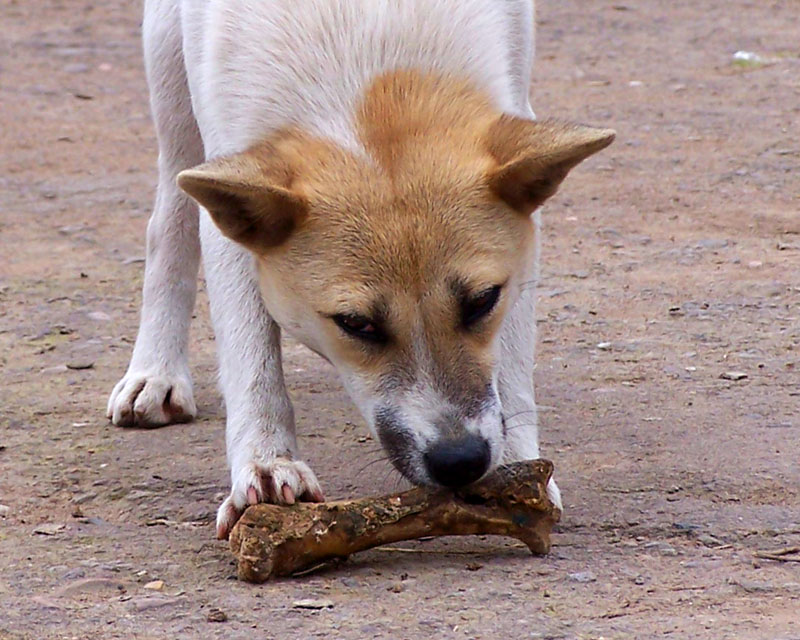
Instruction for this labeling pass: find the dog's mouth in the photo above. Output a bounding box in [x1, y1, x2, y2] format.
[375, 407, 497, 489]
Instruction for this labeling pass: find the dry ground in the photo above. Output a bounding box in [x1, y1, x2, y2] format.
[1, 1, 799, 638]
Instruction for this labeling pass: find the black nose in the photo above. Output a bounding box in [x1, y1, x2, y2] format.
[424, 435, 491, 488]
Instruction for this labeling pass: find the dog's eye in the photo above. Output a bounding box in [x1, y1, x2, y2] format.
[333, 314, 386, 343]
[461, 285, 502, 327]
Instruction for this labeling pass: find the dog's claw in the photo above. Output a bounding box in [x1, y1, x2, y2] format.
[546, 478, 563, 511]
[215, 457, 324, 539]
[247, 486, 259, 506]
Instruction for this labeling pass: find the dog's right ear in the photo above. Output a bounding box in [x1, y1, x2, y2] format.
[177, 151, 307, 251]
[486, 117, 615, 214]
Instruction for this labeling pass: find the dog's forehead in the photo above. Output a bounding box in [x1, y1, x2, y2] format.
[304, 196, 522, 292]
[292, 161, 526, 281]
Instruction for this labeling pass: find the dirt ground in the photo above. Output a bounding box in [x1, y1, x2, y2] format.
[1, 1, 799, 638]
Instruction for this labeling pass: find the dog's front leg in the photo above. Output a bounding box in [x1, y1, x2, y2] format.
[200, 216, 324, 539]
[499, 213, 562, 510]
[106, 0, 202, 428]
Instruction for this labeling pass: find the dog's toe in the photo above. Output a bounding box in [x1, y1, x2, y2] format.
[215, 495, 241, 540]
[215, 457, 325, 539]
[107, 371, 196, 428]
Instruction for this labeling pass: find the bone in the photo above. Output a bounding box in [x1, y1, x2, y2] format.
[229, 459, 560, 582]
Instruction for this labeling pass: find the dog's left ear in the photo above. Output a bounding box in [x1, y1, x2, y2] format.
[487, 116, 615, 214]
[177, 150, 307, 251]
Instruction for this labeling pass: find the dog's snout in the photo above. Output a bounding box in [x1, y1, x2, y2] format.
[424, 434, 490, 488]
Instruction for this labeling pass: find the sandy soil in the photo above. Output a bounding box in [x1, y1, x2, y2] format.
[1, 1, 799, 638]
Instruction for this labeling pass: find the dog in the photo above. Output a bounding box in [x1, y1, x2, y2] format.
[107, 0, 614, 539]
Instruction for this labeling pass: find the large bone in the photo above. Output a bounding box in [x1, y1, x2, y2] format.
[229, 459, 560, 582]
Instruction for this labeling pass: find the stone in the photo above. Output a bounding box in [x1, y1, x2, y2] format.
[567, 571, 597, 583]
[292, 599, 334, 610]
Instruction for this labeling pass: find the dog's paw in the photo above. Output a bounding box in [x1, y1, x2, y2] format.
[215, 457, 325, 540]
[107, 371, 196, 428]
[547, 477, 563, 511]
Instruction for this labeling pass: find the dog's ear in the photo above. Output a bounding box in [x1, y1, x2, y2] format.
[487, 116, 615, 214]
[177, 151, 307, 251]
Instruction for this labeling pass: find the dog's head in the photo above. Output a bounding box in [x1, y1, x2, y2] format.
[179, 73, 613, 488]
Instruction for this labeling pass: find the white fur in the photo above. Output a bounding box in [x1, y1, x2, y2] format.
[185, 0, 535, 157]
[109, 0, 559, 538]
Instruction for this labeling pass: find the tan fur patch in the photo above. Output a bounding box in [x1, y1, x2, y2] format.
[356, 71, 499, 177]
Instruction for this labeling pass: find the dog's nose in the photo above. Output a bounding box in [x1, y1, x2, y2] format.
[424, 435, 490, 488]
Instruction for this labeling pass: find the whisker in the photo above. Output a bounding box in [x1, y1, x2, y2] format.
[390, 469, 408, 493]
[503, 408, 538, 423]
[503, 422, 537, 434]
[358, 446, 386, 459]
[379, 465, 399, 492]
[354, 454, 391, 478]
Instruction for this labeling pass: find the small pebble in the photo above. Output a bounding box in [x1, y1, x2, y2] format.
[567, 571, 597, 583]
[144, 580, 164, 591]
[207, 608, 228, 622]
[695, 238, 729, 250]
[130, 596, 182, 612]
[697, 534, 724, 547]
[66, 361, 95, 370]
[0, 504, 10, 518]
[33, 523, 66, 535]
[731, 579, 774, 593]
[292, 598, 334, 610]
[41, 365, 69, 375]
[720, 371, 747, 381]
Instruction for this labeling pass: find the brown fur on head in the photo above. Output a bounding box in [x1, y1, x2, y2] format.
[178, 71, 614, 485]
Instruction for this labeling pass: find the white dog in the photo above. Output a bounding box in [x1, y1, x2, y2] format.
[108, 0, 613, 539]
